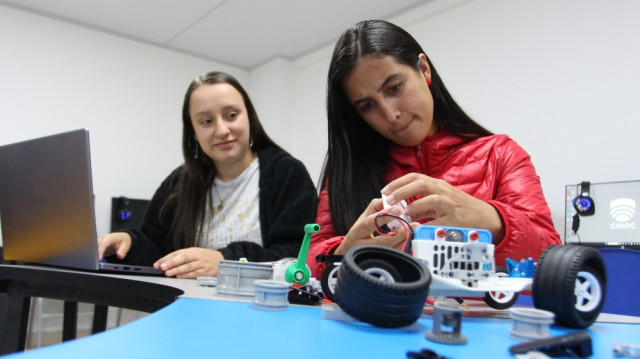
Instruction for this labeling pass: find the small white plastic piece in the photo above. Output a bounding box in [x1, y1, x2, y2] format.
[514, 352, 552, 359]
[252, 280, 290, 311]
[381, 193, 412, 230]
[509, 307, 555, 342]
[196, 276, 217, 287]
[321, 303, 357, 322]
[614, 342, 640, 358]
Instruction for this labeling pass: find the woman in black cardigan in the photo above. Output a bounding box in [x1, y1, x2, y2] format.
[98, 71, 317, 278]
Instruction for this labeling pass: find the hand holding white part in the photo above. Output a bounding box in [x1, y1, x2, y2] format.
[381, 193, 412, 230]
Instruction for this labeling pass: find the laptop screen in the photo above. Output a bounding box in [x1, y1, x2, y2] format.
[565, 180, 640, 250]
[0, 129, 101, 270]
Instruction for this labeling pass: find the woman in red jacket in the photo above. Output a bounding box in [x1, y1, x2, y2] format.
[308, 20, 561, 279]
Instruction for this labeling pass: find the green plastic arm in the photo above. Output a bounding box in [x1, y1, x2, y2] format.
[284, 223, 320, 285]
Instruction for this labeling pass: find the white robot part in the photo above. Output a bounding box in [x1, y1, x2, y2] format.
[381, 193, 412, 230]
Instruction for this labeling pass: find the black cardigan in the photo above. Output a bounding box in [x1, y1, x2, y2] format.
[116, 146, 318, 266]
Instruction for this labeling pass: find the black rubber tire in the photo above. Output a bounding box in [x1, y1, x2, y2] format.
[334, 245, 431, 328]
[484, 266, 519, 310]
[532, 245, 606, 329]
[320, 263, 340, 302]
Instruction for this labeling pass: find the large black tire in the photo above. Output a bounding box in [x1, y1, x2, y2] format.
[532, 245, 606, 329]
[484, 266, 519, 310]
[334, 245, 431, 328]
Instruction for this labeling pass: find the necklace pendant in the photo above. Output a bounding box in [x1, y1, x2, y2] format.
[211, 182, 225, 215]
[209, 201, 224, 216]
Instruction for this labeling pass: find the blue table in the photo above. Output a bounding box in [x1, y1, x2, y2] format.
[3, 296, 639, 358]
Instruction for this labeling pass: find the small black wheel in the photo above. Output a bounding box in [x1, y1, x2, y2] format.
[532, 245, 606, 329]
[484, 266, 519, 310]
[320, 263, 340, 302]
[334, 245, 431, 328]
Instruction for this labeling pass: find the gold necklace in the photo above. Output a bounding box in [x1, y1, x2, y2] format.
[209, 182, 225, 214]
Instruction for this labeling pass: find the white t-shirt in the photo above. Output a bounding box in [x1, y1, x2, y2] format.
[196, 159, 261, 250]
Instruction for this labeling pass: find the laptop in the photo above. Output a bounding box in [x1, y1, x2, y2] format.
[565, 180, 640, 250]
[0, 129, 163, 275]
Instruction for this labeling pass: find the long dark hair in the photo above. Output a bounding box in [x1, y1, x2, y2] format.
[323, 20, 493, 235]
[162, 71, 281, 249]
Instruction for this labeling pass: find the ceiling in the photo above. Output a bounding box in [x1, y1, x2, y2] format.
[0, 0, 432, 69]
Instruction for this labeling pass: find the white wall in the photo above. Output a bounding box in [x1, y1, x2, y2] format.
[247, 51, 332, 188]
[284, 0, 640, 237]
[248, 57, 295, 152]
[0, 6, 248, 239]
[3, 0, 640, 244]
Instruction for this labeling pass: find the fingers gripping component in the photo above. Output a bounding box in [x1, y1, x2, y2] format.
[381, 193, 412, 230]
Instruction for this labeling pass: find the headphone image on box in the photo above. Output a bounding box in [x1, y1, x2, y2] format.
[571, 181, 595, 237]
[573, 181, 595, 216]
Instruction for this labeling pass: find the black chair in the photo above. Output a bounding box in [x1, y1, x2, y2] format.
[0, 264, 183, 354]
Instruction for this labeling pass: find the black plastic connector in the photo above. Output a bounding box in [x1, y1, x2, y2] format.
[509, 332, 592, 358]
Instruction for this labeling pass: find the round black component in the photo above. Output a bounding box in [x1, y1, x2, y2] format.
[532, 245, 606, 329]
[334, 245, 431, 328]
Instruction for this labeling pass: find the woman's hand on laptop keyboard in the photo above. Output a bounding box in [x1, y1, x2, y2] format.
[97, 232, 132, 261]
[154, 248, 224, 278]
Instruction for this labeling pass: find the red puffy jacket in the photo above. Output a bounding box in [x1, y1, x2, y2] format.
[308, 130, 561, 279]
